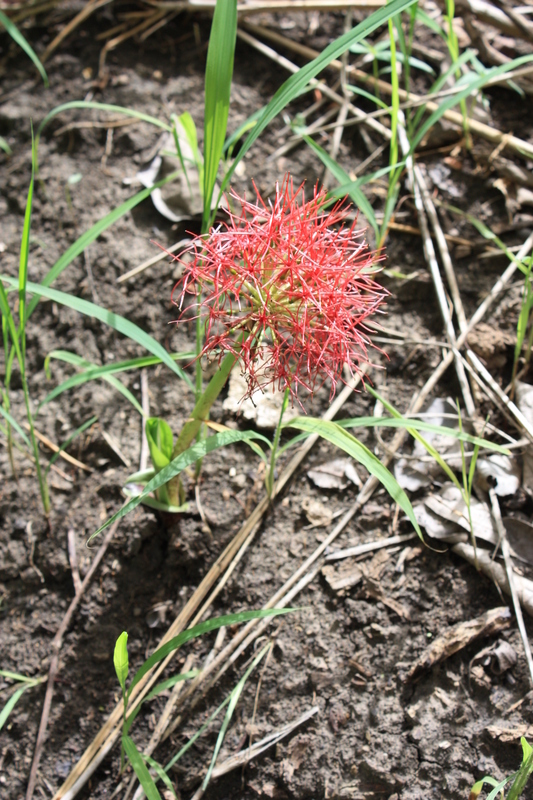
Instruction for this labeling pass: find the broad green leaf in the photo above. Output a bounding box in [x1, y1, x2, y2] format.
[122, 736, 162, 800]
[203, 0, 237, 227]
[286, 418, 422, 538]
[217, 0, 418, 213]
[302, 135, 378, 236]
[89, 428, 270, 540]
[1, 277, 194, 391]
[127, 608, 294, 701]
[0, 10, 48, 87]
[114, 632, 129, 693]
[26, 171, 181, 320]
[145, 418, 174, 470]
[143, 755, 178, 799]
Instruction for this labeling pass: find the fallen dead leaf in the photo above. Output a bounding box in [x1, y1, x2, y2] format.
[405, 606, 512, 681]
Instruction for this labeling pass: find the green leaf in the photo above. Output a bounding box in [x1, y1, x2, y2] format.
[203, 643, 270, 790]
[122, 736, 162, 800]
[334, 416, 509, 453]
[216, 0, 418, 213]
[203, 0, 238, 226]
[301, 134, 378, 236]
[410, 55, 533, 156]
[0, 135, 12, 155]
[41, 350, 193, 409]
[0, 404, 31, 449]
[1, 277, 194, 391]
[143, 755, 178, 799]
[26, 171, 181, 320]
[285, 418, 422, 538]
[36, 101, 171, 143]
[127, 608, 294, 702]
[0, 10, 48, 87]
[89, 428, 270, 540]
[145, 418, 174, 470]
[114, 632, 129, 693]
[45, 415, 97, 476]
[123, 669, 198, 737]
[0, 685, 31, 732]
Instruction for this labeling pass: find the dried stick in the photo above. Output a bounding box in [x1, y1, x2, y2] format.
[489, 488, 533, 686]
[399, 121, 476, 417]
[454, 0, 533, 41]
[139, 370, 150, 473]
[53, 377, 361, 800]
[26, 519, 120, 800]
[326, 531, 419, 562]
[241, 21, 533, 161]
[67, 529, 82, 597]
[117, 240, 189, 284]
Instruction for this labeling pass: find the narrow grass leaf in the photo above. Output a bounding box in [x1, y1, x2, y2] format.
[410, 55, 533, 156]
[2, 277, 194, 391]
[0, 685, 31, 732]
[203, 644, 270, 790]
[124, 670, 199, 737]
[37, 101, 171, 142]
[203, 0, 237, 226]
[122, 736, 162, 800]
[45, 415, 97, 475]
[127, 608, 294, 701]
[302, 135, 378, 236]
[27, 173, 180, 319]
[0, 10, 48, 87]
[286, 418, 422, 538]
[217, 0, 418, 211]
[40, 353, 144, 415]
[143, 756, 178, 799]
[89, 429, 271, 540]
[0, 404, 31, 449]
[0, 136, 12, 155]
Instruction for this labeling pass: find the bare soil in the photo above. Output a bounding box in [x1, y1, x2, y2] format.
[1, 8, 533, 800]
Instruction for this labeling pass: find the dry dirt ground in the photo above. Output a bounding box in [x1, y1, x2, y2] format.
[2, 6, 533, 800]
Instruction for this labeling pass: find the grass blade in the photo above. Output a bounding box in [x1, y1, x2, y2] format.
[1, 277, 194, 391]
[285, 417, 422, 538]
[0, 395, 32, 448]
[45, 415, 97, 476]
[127, 608, 294, 701]
[122, 736, 162, 800]
[203, 643, 270, 790]
[89, 428, 271, 540]
[26, 172, 180, 319]
[37, 101, 171, 142]
[301, 134, 378, 236]
[215, 0, 418, 215]
[0, 10, 48, 87]
[203, 0, 238, 227]
[0, 685, 31, 732]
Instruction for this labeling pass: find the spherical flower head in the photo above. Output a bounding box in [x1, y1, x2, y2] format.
[172, 176, 388, 405]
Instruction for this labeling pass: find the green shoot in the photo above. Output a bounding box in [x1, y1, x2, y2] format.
[0, 10, 48, 87]
[0, 669, 46, 732]
[266, 389, 290, 498]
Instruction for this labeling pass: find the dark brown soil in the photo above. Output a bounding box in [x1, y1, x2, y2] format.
[1, 7, 533, 800]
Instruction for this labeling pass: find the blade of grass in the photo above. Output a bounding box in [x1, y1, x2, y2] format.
[202, 643, 270, 790]
[0, 10, 48, 87]
[26, 172, 181, 319]
[1, 277, 194, 391]
[215, 0, 419, 221]
[122, 736, 162, 800]
[44, 415, 97, 476]
[301, 134, 378, 236]
[202, 0, 237, 229]
[36, 101, 171, 144]
[285, 417, 422, 538]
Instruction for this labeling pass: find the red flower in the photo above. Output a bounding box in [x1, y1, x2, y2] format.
[172, 177, 387, 404]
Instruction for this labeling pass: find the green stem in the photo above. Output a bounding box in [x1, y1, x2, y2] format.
[166, 347, 239, 504]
